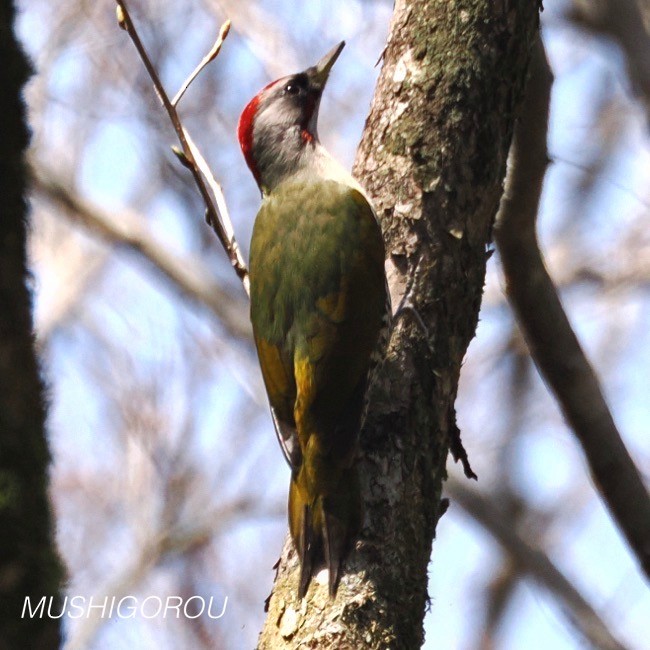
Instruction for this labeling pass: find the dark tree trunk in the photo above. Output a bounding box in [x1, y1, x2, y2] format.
[0, 1, 62, 648]
[259, 0, 539, 647]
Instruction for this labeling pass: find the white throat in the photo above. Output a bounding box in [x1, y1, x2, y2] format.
[262, 142, 365, 198]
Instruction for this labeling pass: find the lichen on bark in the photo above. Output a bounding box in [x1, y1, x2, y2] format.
[258, 1, 539, 647]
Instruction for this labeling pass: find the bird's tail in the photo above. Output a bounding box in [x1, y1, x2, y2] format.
[288, 459, 362, 598]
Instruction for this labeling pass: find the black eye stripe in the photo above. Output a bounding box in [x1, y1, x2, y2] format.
[282, 73, 309, 96]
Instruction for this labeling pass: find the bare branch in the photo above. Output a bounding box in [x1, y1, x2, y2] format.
[172, 20, 231, 107]
[36, 249, 108, 344]
[206, 0, 302, 78]
[66, 491, 260, 650]
[494, 38, 650, 579]
[446, 478, 630, 650]
[567, 0, 650, 123]
[481, 229, 650, 311]
[32, 166, 251, 343]
[477, 559, 518, 650]
[181, 126, 242, 283]
[115, 0, 249, 292]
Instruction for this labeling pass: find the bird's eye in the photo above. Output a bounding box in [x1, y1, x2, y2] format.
[284, 83, 300, 96]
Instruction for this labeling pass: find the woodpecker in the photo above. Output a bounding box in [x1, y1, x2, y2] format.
[238, 42, 387, 598]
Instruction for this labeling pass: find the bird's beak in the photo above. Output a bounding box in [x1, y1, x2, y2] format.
[308, 41, 345, 89]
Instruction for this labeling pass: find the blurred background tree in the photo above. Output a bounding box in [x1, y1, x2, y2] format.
[0, 1, 62, 648]
[15, 0, 650, 648]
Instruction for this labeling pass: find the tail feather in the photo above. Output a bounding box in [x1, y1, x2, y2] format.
[297, 504, 314, 599]
[322, 508, 347, 597]
[289, 466, 361, 598]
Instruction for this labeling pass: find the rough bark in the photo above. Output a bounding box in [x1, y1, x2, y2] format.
[0, 2, 63, 648]
[258, 1, 539, 647]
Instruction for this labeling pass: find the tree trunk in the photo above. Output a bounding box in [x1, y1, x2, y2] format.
[0, 2, 63, 648]
[258, 1, 539, 647]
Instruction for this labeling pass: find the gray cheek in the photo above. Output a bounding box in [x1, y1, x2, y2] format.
[253, 123, 304, 190]
[256, 123, 298, 158]
[252, 97, 308, 190]
[259, 98, 300, 130]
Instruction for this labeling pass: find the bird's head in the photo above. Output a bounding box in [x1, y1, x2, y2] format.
[237, 41, 345, 194]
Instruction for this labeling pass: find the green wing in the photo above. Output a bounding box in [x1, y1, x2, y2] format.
[249, 179, 386, 467]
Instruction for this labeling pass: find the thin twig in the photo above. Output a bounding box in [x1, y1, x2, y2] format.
[115, 1, 249, 293]
[209, 0, 302, 78]
[32, 166, 251, 342]
[495, 37, 650, 579]
[447, 478, 630, 650]
[182, 127, 249, 294]
[567, 0, 650, 125]
[172, 20, 231, 106]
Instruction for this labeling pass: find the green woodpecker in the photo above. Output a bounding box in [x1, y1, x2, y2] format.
[238, 42, 388, 597]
